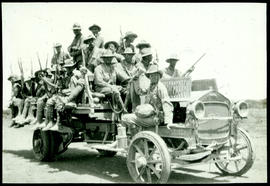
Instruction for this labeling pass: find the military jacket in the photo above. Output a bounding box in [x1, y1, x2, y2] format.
[145, 82, 173, 124]
[51, 51, 71, 67]
[162, 67, 181, 78]
[94, 64, 117, 92]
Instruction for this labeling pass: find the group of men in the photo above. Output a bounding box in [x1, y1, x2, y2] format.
[8, 22, 193, 135]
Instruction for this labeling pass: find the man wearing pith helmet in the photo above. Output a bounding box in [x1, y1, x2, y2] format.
[94, 49, 127, 112]
[114, 48, 138, 112]
[162, 53, 181, 78]
[68, 23, 86, 70]
[83, 33, 99, 72]
[118, 31, 138, 54]
[133, 40, 151, 64]
[51, 42, 71, 68]
[89, 24, 104, 48]
[107, 64, 174, 148]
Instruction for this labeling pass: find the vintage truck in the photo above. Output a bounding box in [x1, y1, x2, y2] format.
[32, 77, 255, 183]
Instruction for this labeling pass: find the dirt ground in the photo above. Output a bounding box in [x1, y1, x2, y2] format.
[2, 108, 267, 183]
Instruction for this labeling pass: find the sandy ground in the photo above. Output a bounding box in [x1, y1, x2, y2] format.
[2, 108, 267, 183]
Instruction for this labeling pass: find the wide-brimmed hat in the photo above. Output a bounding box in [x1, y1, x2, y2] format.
[166, 53, 179, 62]
[145, 64, 163, 78]
[72, 23, 81, 30]
[8, 74, 19, 81]
[124, 31, 137, 39]
[89, 24, 101, 31]
[100, 50, 115, 58]
[54, 43, 62, 48]
[83, 34, 96, 44]
[104, 41, 119, 50]
[63, 59, 76, 68]
[141, 48, 152, 57]
[122, 48, 135, 55]
[136, 40, 151, 49]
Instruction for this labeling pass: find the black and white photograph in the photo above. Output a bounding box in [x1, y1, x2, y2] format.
[2, 2, 267, 183]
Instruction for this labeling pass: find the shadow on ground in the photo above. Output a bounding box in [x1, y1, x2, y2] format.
[3, 147, 234, 183]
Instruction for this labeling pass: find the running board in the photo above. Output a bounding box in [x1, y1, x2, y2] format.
[178, 151, 212, 161]
[89, 144, 126, 153]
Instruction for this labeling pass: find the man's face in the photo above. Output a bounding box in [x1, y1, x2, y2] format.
[149, 72, 160, 84]
[124, 54, 134, 63]
[55, 46, 61, 53]
[142, 55, 153, 64]
[73, 29, 81, 35]
[103, 57, 113, 65]
[108, 44, 117, 53]
[90, 28, 99, 35]
[168, 60, 178, 67]
[126, 36, 136, 43]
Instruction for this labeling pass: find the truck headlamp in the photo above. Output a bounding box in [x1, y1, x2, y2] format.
[234, 101, 249, 118]
[190, 101, 205, 119]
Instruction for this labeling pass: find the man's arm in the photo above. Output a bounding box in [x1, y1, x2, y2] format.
[158, 83, 174, 127]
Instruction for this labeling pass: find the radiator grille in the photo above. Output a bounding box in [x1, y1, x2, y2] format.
[204, 102, 230, 117]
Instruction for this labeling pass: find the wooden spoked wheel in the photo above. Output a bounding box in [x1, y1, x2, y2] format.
[126, 131, 171, 183]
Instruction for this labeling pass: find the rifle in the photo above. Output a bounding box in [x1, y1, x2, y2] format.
[182, 53, 206, 77]
[155, 49, 159, 63]
[45, 53, 48, 69]
[120, 26, 126, 50]
[36, 52, 43, 71]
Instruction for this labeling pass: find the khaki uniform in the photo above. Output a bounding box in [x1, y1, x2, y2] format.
[94, 64, 118, 94]
[162, 67, 181, 78]
[68, 33, 86, 67]
[51, 51, 71, 67]
[122, 81, 173, 128]
[93, 34, 104, 48]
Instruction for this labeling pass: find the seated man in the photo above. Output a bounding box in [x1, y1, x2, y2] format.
[107, 64, 175, 148]
[8, 75, 24, 128]
[114, 48, 138, 112]
[94, 49, 127, 112]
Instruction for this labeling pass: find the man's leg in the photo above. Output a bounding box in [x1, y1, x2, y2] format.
[41, 95, 57, 130]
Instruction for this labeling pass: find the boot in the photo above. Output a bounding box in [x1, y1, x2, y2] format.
[16, 98, 30, 125]
[31, 99, 45, 130]
[49, 112, 61, 131]
[13, 99, 24, 125]
[23, 100, 36, 125]
[40, 105, 54, 130]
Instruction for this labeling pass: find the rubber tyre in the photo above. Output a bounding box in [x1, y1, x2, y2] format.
[32, 130, 56, 161]
[126, 131, 171, 183]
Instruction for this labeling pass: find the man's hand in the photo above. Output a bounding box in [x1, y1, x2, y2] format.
[166, 123, 179, 130]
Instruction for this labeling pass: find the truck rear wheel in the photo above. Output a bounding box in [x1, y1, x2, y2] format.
[126, 131, 171, 183]
[32, 130, 56, 161]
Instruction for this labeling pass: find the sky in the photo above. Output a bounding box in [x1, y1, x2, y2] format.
[2, 2, 267, 109]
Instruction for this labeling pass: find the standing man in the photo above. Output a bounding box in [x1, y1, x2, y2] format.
[118, 31, 138, 54]
[82, 34, 100, 72]
[162, 53, 181, 78]
[68, 23, 86, 70]
[51, 43, 71, 68]
[114, 48, 138, 112]
[89, 24, 104, 48]
[133, 40, 151, 64]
